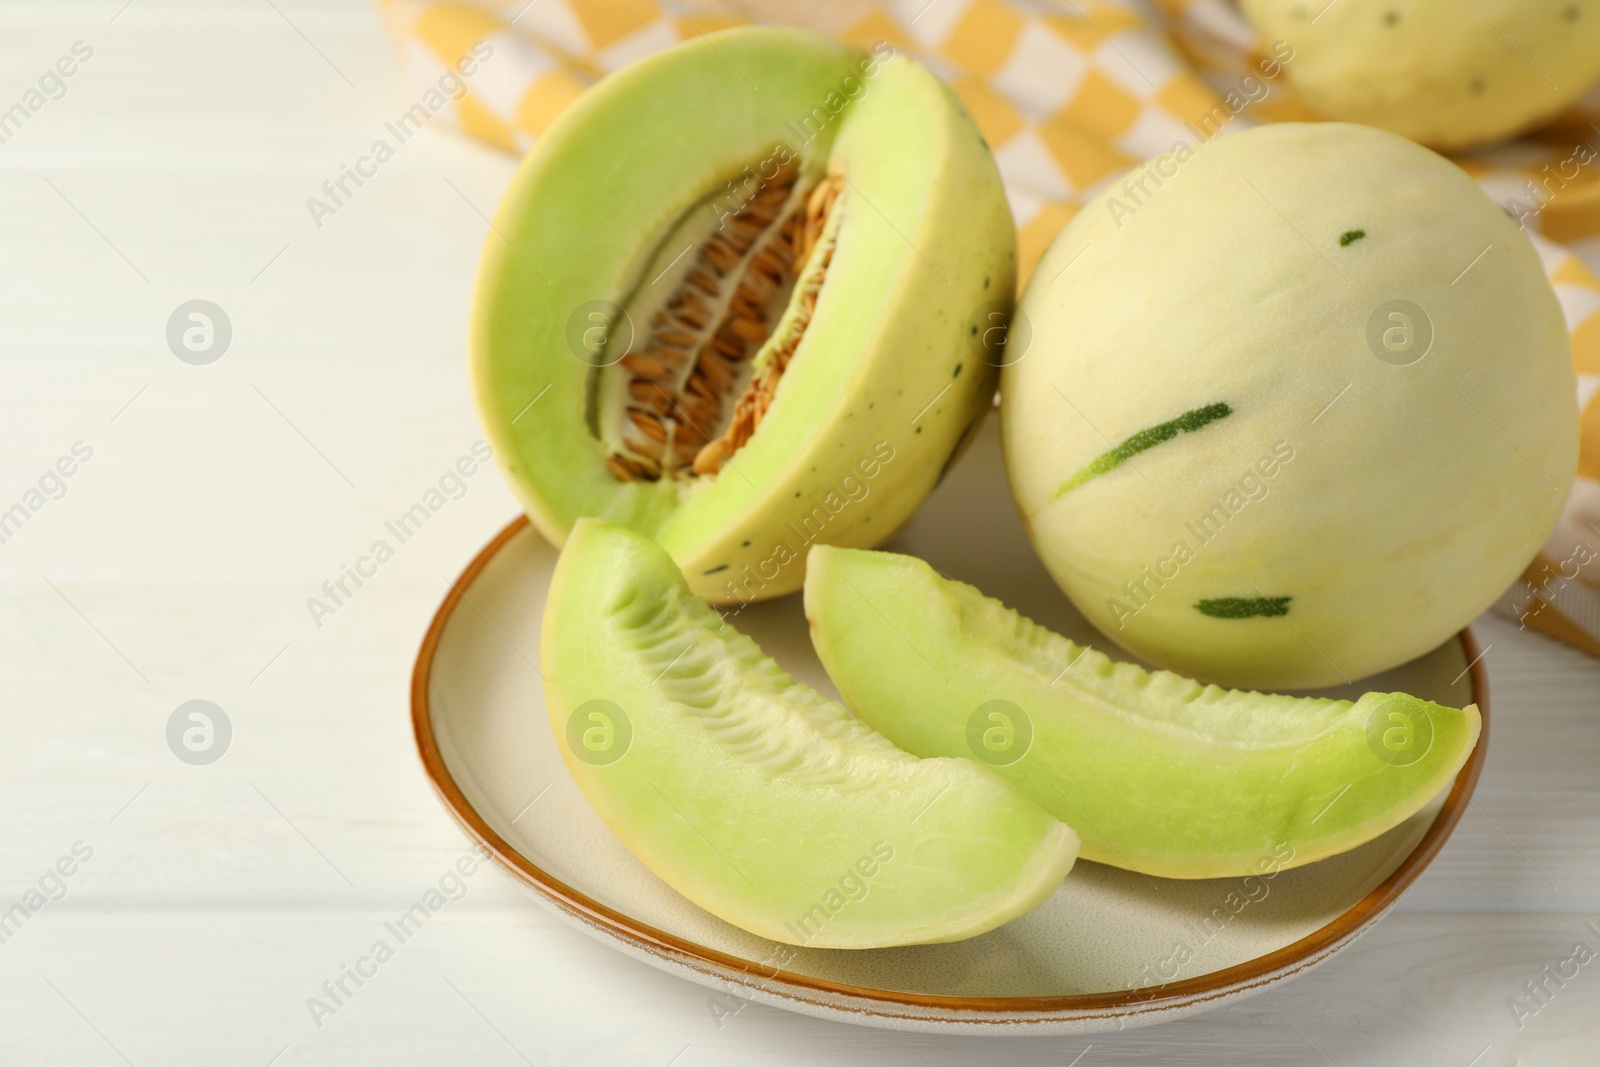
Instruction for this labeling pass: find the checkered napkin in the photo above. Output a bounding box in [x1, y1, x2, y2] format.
[378, 0, 1600, 658]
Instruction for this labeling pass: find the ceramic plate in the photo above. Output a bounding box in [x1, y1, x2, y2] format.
[411, 422, 1488, 1034]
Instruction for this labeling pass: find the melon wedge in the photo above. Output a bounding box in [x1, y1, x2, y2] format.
[804, 546, 1481, 880]
[541, 520, 1078, 947]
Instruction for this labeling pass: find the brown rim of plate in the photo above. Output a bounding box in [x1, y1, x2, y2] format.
[411, 514, 1490, 1026]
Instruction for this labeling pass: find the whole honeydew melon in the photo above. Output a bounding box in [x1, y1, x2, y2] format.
[1006, 123, 1576, 689]
[541, 519, 1077, 948]
[804, 545, 1482, 880]
[1240, 0, 1600, 149]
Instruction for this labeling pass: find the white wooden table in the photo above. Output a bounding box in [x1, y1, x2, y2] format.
[2, 3, 1597, 1063]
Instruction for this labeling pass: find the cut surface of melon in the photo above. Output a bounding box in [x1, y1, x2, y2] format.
[804, 545, 1481, 880]
[541, 520, 1078, 947]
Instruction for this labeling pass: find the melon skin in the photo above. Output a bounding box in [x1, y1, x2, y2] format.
[541, 520, 1077, 949]
[1006, 122, 1576, 690]
[474, 28, 1013, 604]
[804, 545, 1482, 881]
[1241, 0, 1600, 150]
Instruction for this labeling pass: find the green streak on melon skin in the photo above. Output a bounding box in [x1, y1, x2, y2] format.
[1195, 596, 1292, 619]
[1049, 401, 1233, 500]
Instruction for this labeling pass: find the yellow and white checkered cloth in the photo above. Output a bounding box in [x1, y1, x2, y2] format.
[379, 0, 1600, 658]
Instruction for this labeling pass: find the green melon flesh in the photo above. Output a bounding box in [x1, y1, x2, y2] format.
[542, 520, 1077, 947]
[475, 28, 1012, 604]
[803, 546, 1481, 880]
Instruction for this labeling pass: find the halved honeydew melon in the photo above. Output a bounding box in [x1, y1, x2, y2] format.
[542, 520, 1078, 948]
[804, 545, 1481, 880]
[475, 28, 1013, 603]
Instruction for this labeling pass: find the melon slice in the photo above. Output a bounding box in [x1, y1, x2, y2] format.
[475, 28, 1013, 604]
[804, 546, 1481, 880]
[541, 520, 1078, 947]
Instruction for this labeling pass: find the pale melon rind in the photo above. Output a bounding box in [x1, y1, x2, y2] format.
[474, 28, 1012, 604]
[1006, 122, 1577, 689]
[542, 520, 1077, 948]
[804, 545, 1482, 881]
[1241, 0, 1600, 149]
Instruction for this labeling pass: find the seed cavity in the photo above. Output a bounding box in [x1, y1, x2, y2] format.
[1195, 596, 1292, 619]
[1050, 401, 1233, 500]
[599, 158, 845, 483]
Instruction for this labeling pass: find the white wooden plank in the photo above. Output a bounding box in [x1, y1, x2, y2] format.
[0, 910, 1596, 1065]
